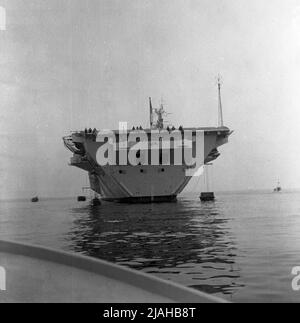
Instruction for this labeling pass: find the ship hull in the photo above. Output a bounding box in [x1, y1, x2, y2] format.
[102, 195, 177, 203]
[88, 164, 192, 201]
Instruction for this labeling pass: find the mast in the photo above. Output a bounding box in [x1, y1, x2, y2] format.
[217, 76, 224, 127]
[149, 97, 153, 128]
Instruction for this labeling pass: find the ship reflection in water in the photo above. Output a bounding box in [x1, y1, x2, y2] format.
[67, 198, 244, 299]
[1, 191, 299, 301]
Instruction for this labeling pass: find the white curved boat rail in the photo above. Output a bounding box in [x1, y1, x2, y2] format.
[0, 240, 228, 303]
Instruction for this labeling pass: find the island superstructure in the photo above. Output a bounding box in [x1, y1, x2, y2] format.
[63, 83, 232, 203]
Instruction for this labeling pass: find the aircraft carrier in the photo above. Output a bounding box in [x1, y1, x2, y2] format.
[63, 83, 232, 203]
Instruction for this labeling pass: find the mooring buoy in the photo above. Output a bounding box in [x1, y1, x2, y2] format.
[200, 192, 215, 202]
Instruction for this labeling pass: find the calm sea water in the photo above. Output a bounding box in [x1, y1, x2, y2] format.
[1, 191, 300, 302]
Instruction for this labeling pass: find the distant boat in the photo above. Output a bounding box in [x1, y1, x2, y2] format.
[31, 196, 39, 202]
[200, 192, 215, 201]
[273, 181, 282, 192]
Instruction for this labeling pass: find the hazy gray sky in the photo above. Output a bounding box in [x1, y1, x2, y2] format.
[0, 0, 300, 198]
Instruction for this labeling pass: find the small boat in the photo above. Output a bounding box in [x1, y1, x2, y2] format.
[77, 185, 90, 202]
[273, 180, 282, 192]
[31, 196, 39, 202]
[200, 192, 215, 202]
[0, 240, 227, 303]
[200, 164, 215, 202]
